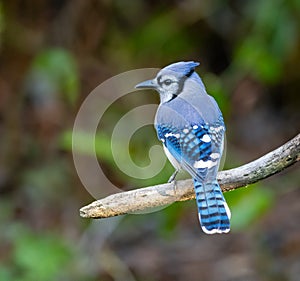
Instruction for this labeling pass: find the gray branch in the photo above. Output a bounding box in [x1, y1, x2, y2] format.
[80, 133, 300, 219]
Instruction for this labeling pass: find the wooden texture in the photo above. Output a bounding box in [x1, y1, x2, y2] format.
[80, 133, 300, 218]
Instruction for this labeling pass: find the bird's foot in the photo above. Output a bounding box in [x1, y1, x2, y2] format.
[168, 170, 179, 194]
[168, 170, 179, 183]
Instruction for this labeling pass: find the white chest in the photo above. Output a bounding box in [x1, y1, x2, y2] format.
[163, 145, 181, 170]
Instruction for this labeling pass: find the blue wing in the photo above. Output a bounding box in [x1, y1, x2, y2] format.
[156, 120, 224, 182]
[156, 119, 230, 234]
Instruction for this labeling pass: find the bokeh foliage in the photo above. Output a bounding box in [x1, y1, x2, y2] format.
[0, 0, 299, 280]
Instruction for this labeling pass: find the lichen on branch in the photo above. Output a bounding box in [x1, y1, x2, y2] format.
[80, 133, 300, 219]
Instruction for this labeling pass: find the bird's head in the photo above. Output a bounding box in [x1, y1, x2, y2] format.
[135, 61, 201, 103]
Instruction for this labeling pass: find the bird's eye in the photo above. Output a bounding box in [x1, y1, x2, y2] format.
[163, 79, 172, 86]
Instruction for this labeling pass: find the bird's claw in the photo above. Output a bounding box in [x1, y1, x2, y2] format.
[168, 170, 179, 194]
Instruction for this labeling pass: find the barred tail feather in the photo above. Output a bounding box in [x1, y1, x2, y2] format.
[194, 179, 231, 234]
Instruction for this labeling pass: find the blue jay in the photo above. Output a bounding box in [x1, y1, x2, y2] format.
[135, 61, 231, 234]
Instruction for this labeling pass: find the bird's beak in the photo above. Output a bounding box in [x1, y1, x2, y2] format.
[135, 79, 156, 89]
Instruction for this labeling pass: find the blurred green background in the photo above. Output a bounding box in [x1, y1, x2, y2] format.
[0, 1, 300, 281]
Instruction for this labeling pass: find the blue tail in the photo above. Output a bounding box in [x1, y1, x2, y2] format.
[194, 179, 231, 234]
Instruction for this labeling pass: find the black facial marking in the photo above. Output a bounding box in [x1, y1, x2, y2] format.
[186, 68, 195, 78]
[169, 94, 177, 101]
[167, 76, 187, 102]
[158, 76, 174, 87]
[157, 75, 163, 86]
[157, 70, 194, 103]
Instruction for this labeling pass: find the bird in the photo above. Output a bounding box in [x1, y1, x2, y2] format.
[135, 61, 231, 234]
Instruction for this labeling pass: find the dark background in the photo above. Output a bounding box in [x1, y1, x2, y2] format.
[0, 1, 299, 280]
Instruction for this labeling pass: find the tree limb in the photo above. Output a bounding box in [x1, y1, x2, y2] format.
[80, 133, 300, 218]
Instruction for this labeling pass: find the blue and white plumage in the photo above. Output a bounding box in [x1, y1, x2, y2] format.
[135, 61, 230, 234]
